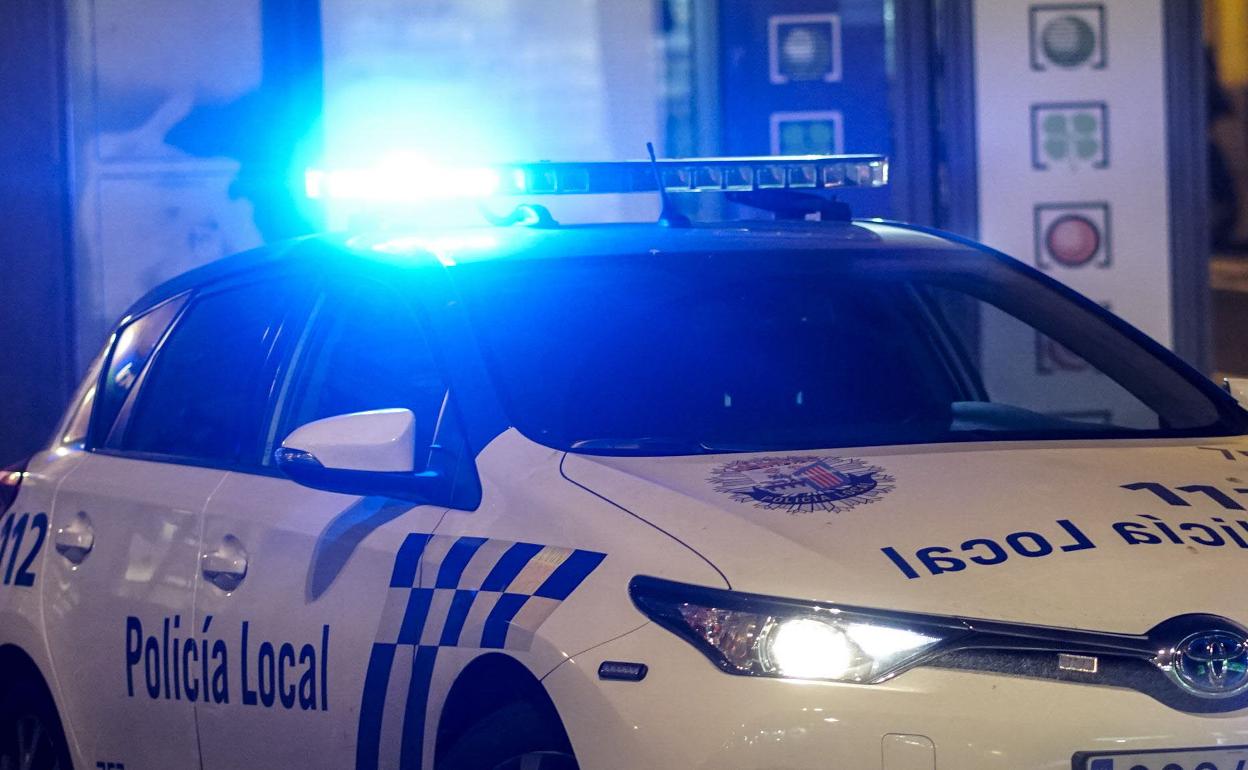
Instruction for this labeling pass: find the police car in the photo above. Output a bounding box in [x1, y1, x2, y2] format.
[4, 153, 1248, 770]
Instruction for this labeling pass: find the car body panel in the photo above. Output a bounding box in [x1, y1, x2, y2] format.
[43, 451, 220, 769]
[547, 622, 1248, 770]
[193, 472, 448, 770]
[417, 429, 725, 767]
[0, 447, 84, 742]
[563, 436, 1248, 631]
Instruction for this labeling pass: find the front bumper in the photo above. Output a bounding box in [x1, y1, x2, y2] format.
[544, 623, 1248, 769]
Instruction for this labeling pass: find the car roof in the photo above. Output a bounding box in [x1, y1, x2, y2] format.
[349, 219, 961, 263]
[122, 219, 970, 321]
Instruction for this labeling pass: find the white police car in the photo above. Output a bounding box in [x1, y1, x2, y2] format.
[4, 154, 1248, 770]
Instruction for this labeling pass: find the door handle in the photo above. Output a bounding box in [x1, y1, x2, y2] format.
[201, 534, 248, 592]
[54, 511, 94, 565]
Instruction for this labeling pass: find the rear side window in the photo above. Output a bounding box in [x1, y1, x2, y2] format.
[111, 280, 291, 467]
[91, 296, 186, 446]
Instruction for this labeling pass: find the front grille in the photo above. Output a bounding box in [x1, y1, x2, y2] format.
[927, 647, 1248, 714]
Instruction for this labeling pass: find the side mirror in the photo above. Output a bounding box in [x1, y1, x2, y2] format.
[1225, 378, 1248, 411]
[274, 409, 439, 501]
[279, 408, 415, 472]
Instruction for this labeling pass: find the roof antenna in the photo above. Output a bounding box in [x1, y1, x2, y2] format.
[647, 142, 691, 227]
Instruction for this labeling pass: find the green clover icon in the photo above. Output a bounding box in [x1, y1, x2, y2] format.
[1040, 109, 1102, 167]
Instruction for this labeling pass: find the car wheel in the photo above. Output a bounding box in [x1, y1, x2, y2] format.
[0, 672, 72, 770]
[438, 700, 577, 770]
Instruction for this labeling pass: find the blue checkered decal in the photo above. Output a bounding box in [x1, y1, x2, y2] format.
[356, 533, 606, 770]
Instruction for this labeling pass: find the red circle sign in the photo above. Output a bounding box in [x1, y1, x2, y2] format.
[1045, 214, 1100, 267]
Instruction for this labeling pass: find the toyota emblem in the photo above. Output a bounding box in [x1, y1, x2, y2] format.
[1170, 630, 1248, 697]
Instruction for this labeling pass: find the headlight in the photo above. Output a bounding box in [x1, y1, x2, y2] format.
[630, 575, 967, 683]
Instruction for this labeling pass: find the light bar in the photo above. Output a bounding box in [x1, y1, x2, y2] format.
[304, 154, 888, 202]
[495, 155, 888, 195]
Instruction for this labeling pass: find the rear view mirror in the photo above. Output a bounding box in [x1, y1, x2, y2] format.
[274, 409, 440, 501]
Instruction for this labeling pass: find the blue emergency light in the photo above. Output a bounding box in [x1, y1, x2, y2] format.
[304, 154, 888, 203]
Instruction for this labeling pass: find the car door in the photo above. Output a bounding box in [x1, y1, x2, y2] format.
[43, 276, 293, 770]
[41, 293, 213, 770]
[194, 277, 470, 769]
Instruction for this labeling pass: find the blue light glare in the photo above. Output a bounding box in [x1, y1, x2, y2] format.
[309, 73, 529, 227]
[305, 153, 501, 203]
[366, 233, 501, 265]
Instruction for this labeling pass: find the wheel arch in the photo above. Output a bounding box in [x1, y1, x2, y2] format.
[0, 642, 79, 770]
[434, 652, 573, 766]
[0, 644, 52, 694]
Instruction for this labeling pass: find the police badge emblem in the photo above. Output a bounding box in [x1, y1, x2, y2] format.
[709, 455, 894, 514]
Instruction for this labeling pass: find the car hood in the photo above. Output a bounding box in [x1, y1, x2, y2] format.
[561, 437, 1248, 633]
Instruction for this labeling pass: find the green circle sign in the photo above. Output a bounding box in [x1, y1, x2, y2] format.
[1041, 15, 1096, 68]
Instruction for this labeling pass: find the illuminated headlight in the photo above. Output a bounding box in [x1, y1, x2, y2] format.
[631, 576, 963, 683]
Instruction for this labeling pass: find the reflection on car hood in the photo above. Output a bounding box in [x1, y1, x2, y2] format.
[561, 437, 1248, 632]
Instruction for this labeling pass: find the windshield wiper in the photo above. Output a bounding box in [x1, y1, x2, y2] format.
[570, 437, 711, 453]
[570, 437, 805, 455]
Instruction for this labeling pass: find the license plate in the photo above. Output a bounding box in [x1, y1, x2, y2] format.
[1073, 747, 1248, 770]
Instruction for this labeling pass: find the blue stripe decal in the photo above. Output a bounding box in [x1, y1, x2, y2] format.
[397, 588, 434, 644]
[434, 536, 488, 589]
[480, 593, 530, 649]
[390, 533, 433, 587]
[398, 645, 439, 770]
[479, 541, 543, 591]
[534, 550, 607, 600]
[438, 589, 478, 647]
[354, 643, 397, 770]
[359, 535, 607, 770]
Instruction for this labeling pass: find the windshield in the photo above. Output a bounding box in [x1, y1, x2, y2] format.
[453, 247, 1246, 455]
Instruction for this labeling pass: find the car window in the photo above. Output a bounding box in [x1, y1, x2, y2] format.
[922, 286, 1158, 431]
[111, 280, 290, 466]
[268, 284, 451, 471]
[90, 295, 186, 447]
[454, 249, 1242, 455]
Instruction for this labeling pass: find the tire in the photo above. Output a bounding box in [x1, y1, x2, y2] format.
[437, 700, 577, 770]
[0, 670, 72, 770]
